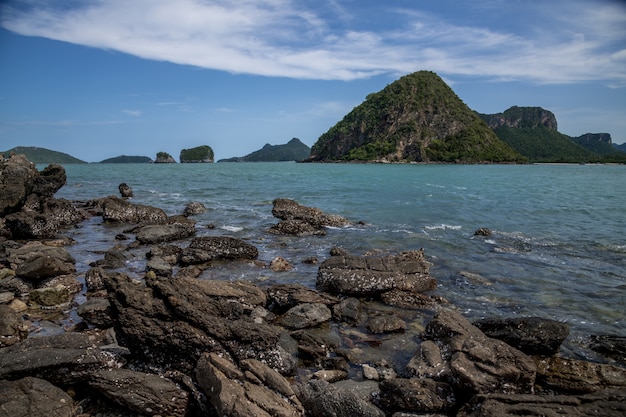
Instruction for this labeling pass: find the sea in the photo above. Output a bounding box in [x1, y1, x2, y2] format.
[51, 162, 626, 362]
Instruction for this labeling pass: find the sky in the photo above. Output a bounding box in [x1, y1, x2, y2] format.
[1, 0, 625, 162]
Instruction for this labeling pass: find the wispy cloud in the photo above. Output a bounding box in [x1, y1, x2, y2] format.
[1, 0, 625, 85]
[122, 109, 142, 116]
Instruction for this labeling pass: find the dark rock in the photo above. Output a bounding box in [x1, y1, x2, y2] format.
[456, 388, 626, 417]
[4, 197, 83, 239]
[183, 201, 206, 216]
[179, 236, 258, 265]
[367, 313, 406, 334]
[406, 339, 447, 378]
[135, 222, 196, 244]
[84, 266, 107, 292]
[96, 247, 131, 269]
[88, 368, 189, 416]
[32, 163, 66, 197]
[269, 219, 326, 236]
[272, 198, 350, 228]
[423, 309, 537, 396]
[297, 379, 385, 417]
[474, 227, 492, 236]
[6, 241, 75, 269]
[146, 256, 173, 277]
[15, 255, 75, 281]
[270, 256, 293, 271]
[316, 250, 435, 296]
[118, 182, 133, 198]
[266, 283, 338, 314]
[0, 332, 118, 383]
[380, 289, 440, 309]
[473, 316, 570, 355]
[534, 356, 626, 394]
[332, 297, 362, 324]
[280, 303, 332, 330]
[28, 284, 71, 308]
[77, 298, 114, 328]
[378, 377, 456, 413]
[0, 377, 75, 417]
[0, 154, 37, 216]
[196, 352, 303, 417]
[589, 335, 626, 362]
[100, 196, 167, 223]
[0, 304, 28, 347]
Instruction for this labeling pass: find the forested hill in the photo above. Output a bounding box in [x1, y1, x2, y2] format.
[2, 146, 86, 164]
[219, 138, 311, 162]
[307, 71, 525, 163]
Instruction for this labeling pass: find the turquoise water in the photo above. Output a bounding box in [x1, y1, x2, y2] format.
[54, 162, 626, 359]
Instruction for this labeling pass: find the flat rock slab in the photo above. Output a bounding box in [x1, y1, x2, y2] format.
[0, 377, 74, 417]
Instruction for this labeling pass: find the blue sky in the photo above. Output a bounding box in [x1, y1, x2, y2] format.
[1, 0, 625, 162]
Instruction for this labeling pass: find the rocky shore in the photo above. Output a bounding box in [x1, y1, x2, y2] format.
[1, 154, 625, 417]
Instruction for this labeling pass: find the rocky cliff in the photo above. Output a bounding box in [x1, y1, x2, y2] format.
[479, 106, 558, 131]
[308, 71, 524, 163]
[154, 152, 176, 163]
[219, 138, 310, 162]
[180, 145, 214, 163]
[571, 133, 621, 155]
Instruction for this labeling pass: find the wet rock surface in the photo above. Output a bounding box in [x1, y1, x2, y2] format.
[1, 155, 625, 417]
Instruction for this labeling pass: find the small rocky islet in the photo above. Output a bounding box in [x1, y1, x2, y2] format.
[1, 154, 625, 417]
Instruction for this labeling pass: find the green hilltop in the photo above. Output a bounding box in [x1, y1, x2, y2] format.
[2, 146, 87, 164]
[308, 71, 526, 163]
[219, 138, 310, 162]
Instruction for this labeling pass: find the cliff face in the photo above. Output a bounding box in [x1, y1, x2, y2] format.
[479, 106, 558, 131]
[180, 145, 214, 163]
[155, 152, 176, 163]
[309, 71, 524, 163]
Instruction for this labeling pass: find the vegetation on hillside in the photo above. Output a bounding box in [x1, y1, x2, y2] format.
[310, 71, 524, 163]
[2, 146, 86, 164]
[99, 155, 153, 163]
[180, 145, 214, 162]
[219, 138, 310, 162]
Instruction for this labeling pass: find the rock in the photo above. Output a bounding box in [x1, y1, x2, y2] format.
[0, 304, 28, 347]
[266, 283, 338, 314]
[6, 241, 75, 270]
[362, 364, 379, 381]
[280, 303, 332, 330]
[4, 198, 84, 239]
[183, 201, 206, 216]
[269, 219, 326, 236]
[196, 352, 304, 417]
[378, 377, 456, 413]
[297, 379, 385, 417]
[379, 289, 440, 309]
[0, 332, 117, 383]
[28, 284, 71, 308]
[313, 369, 348, 383]
[179, 236, 258, 264]
[367, 313, 406, 334]
[88, 368, 189, 416]
[456, 388, 626, 417]
[0, 154, 37, 216]
[589, 335, 626, 362]
[84, 266, 107, 292]
[316, 250, 435, 296]
[474, 227, 492, 236]
[423, 309, 537, 396]
[95, 247, 131, 269]
[534, 356, 626, 393]
[406, 340, 447, 379]
[0, 377, 75, 417]
[100, 196, 167, 224]
[272, 198, 350, 228]
[134, 217, 196, 244]
[146, 256, 173, 277]
[15, 254, 75, 281]
[473, 316, 570, 355]
[270, 256, 293, 271]
[32, 164, 66, 197]
[77, 298, 114, 328]
[332, 297, 362, 324]
[118, 182, 133, 198]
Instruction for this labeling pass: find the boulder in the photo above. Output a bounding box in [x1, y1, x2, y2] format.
[100, 196, 167, 223]
[534, 356, 626, 393]
[589, 335, 626, 362]
[15, 255, 76, 281]
[422, 309, 537, 396]
[196, 352, 303, 417]
[77, 298, 114, 328]
[377, 377, 456, 413]
[473, 316, 570, 355]
[118, 182, 133, 198]
[297, 379, 385, 417]
[0, 332, 118, 383]
[0, 304, 28, 347]
[280, 303, 332, 330]
[88, 368, 189, 417]
[84, 266, 107, 292]
[270, 256, 293, 271]
[0, 154, 37, 216]
[266, 283, 338, 314]
[179, 236, 258, 265]
[456, 388, 626, 417]
[271, 198, 350, 228]
[183, 201, 206, 216]
[269, 219, 326, 236]
[316, 250, 435, 296]
[0, 377, 75, 417]
[134, 222, 196, 244]
[366, 313, 406, 334]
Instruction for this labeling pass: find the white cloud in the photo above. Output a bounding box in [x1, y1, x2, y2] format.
[1, 0, 625, 84]
[122, 109, 142, 116]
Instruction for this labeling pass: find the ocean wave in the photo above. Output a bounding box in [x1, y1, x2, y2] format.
[424, 224, 462, 231]
[220, 225, 243, 232]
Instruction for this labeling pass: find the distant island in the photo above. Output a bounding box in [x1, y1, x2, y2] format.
[99, 155, 153, 163]
[1, 146, 86, 164]
[219, 138, 310, 162]
[180, 145, 214, 163]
